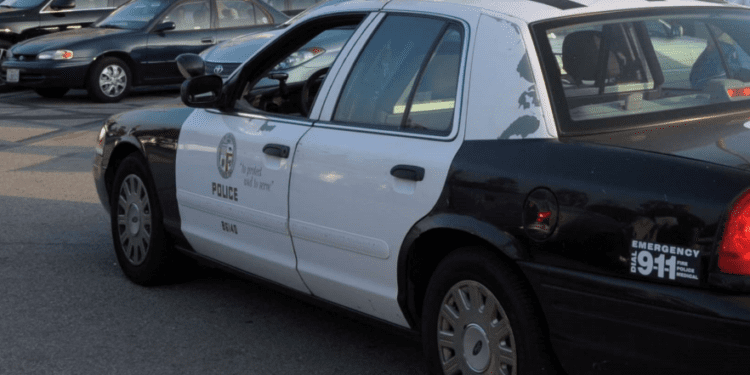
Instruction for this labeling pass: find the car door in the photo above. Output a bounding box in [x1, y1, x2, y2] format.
[38, 0, 114, 32]
[174, 11, 378, 292]
[289, 14, 468, 326]
[143, 0, 213, 82]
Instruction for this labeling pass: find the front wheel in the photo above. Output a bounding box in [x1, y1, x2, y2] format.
[88, 57, 131, 103]
[110, 154, 173, 285]
[422, 247, 559, 375]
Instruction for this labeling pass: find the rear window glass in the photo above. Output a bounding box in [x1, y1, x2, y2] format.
[535, 8, 750, 134]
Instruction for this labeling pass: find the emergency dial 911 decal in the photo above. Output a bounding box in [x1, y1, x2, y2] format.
[629, 240, 701, 285]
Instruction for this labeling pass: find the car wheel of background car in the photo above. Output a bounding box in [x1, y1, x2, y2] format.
[88, 57, 131, 103]
[299, 67, 329, 117]
[422, 247, 560, 375]
[0, 40, 11, 86]
[110, 153, 175, 285]
[33, 87, 70, 98]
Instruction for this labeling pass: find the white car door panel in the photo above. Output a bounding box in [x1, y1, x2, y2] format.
[176, 110, 311, 292]
[289, 14, 468, 326]
[290, 127, 462, 326]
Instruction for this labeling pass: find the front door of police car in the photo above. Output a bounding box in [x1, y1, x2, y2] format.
[175, 109, 311, 293]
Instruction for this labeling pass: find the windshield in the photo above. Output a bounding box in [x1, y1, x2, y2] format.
[95, 0, 171, 30]
[0, 0, 47, 9]
[535, 8, 750, 134]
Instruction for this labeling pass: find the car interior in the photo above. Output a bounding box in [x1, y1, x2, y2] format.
[550, 17, 750, 122]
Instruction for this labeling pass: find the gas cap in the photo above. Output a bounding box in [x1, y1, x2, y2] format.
[523, 188, 559, 240]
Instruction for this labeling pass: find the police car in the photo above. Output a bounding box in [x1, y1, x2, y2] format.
[93, 0, 750, 374]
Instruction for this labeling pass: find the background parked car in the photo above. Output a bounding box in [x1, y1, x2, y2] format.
[261, 0, 322, 15]
[1, 0, 288, 101]
[0, 0, 126, 86]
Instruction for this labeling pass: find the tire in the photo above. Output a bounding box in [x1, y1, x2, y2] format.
[422, 247, 559, 375]
[110, 153, 174, 285]
[88, 57, 131, 103]
[0, 40, 12, 86]
[34, 87, 70, 98]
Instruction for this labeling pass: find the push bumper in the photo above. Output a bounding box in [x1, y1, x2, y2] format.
[1, 58, 91, 89]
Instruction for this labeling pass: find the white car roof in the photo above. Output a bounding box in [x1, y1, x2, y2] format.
[301, 0, 740, 25]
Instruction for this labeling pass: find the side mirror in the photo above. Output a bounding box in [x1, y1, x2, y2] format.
[176, 53, 205, 79]
[181, 75, 223, 108]
[50, 0, 75, 10]
[154, 21, 176, 33]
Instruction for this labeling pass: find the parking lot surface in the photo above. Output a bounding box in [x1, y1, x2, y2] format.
[0, 88, 428, 375]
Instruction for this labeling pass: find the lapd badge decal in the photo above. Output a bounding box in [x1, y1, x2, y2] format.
[217, 133, 236, 179]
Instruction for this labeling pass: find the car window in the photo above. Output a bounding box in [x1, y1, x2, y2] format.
[72, 0, 109, 10]
[538, 11, 750, 132]
[217, 0, 270, 28]
[333, 15, 462, 135]
[232, 15, 366, 117]
[96, 0, 171, 29]
[163, 0, 211, 31]
[0, 0, 46, 9]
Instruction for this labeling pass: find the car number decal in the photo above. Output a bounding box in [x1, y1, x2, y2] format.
[629, 240, 701, 285]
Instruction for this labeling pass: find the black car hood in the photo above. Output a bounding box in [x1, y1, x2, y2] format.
[12, 27, 132, 54]
[571, 114, 750, 171]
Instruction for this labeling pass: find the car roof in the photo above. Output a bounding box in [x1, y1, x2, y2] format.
[299, 0, 741, 25]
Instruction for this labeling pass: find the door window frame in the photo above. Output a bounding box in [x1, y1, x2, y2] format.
[317, 12, 469, 142]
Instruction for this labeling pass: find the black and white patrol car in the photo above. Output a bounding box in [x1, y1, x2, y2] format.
[93, 0, 750, 374]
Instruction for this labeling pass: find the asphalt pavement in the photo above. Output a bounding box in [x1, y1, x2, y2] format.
[0, 88, 429, 375]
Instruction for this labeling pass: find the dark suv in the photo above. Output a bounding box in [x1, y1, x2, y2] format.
[0, 0, 123, 80]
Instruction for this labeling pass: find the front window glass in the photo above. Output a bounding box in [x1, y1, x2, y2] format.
[233, 17, 364, 117]
[537, 9, 750, 133]
[95, 0, 171, 30]
[0, 0, 46, 8]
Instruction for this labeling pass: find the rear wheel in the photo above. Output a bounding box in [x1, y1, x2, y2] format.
[422, 247, 559, 375]
[34, 87, 70, 98]
[88, 57, 131, 103]
[110, 154, 173, 285]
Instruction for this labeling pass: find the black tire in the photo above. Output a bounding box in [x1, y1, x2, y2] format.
[34, 87, 70, 98]
[88, 57, 131, 103]
[422, 247, 559, 375]
[0, 40, 12, 86]
[110, 153, 174, 285]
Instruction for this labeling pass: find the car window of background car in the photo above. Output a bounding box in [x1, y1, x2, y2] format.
[0, 0, 46, 8]
[95, 0, 171, 29]
[1, 0, 45, 7]
[63, 0, 109, 10]
[333, 15, 461, 135]
[113, 0, 130, 7]
[541, 13, 750, 127]
[216, 0, 270, 28]
[163, 0, 211, 30]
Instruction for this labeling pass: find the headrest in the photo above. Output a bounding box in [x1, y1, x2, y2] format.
[562, 30, 604, 84]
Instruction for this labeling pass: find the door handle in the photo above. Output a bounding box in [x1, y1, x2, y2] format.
[201, 37, 216, 44]
[263, 144, 290, 158]
[390, 165, 425, 181]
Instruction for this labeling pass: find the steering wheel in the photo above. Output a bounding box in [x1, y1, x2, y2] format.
[299, 68, 329, 117]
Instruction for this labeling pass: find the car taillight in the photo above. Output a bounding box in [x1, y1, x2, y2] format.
[718, 191, 750, 276]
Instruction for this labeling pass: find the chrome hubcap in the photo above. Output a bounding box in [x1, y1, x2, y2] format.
[438, 280, 516, 375]
[116, 175, 151, 265]
[99, 64, 127, 97]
